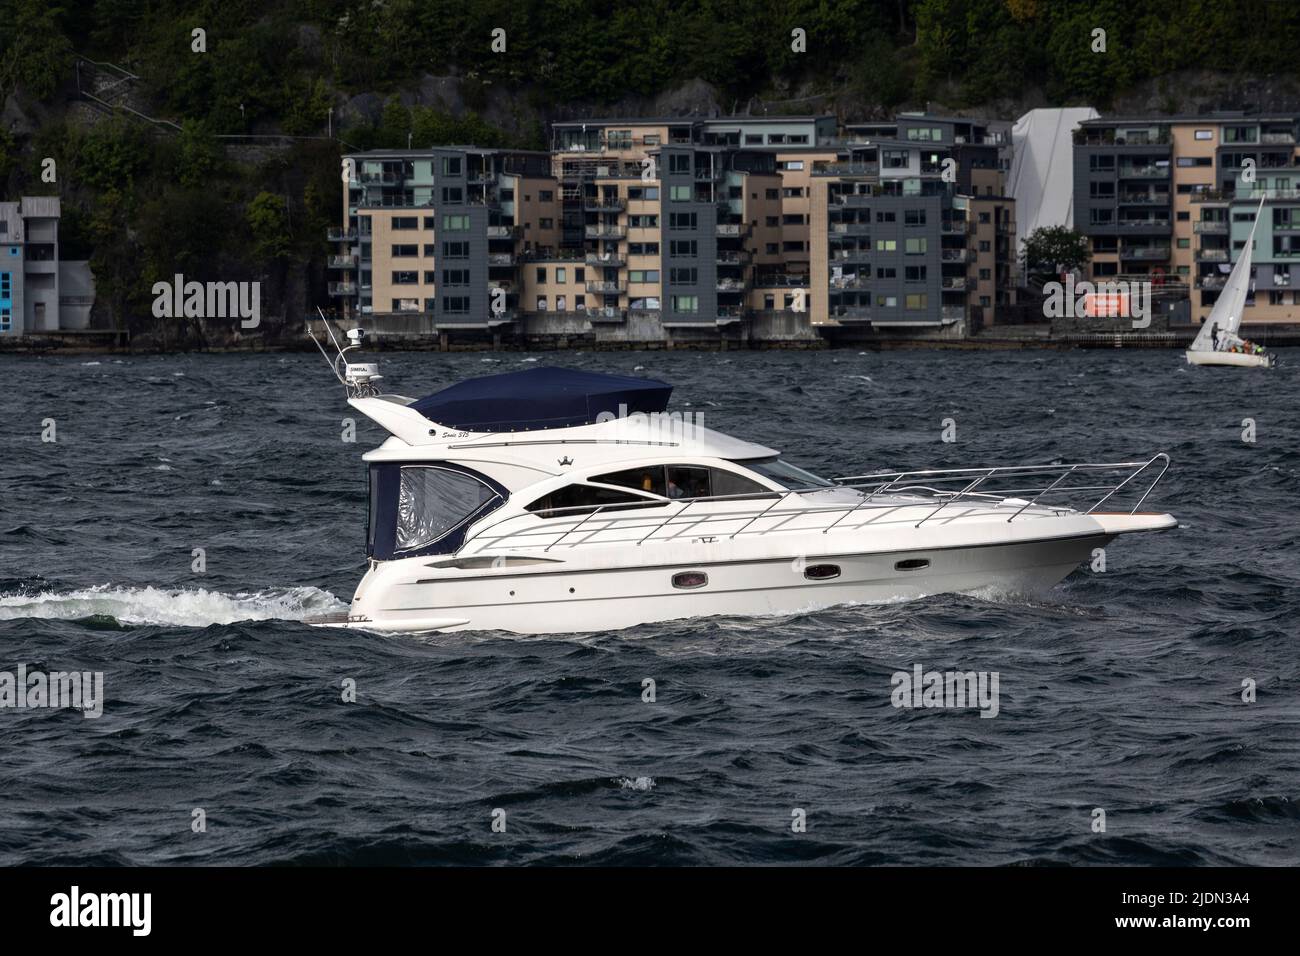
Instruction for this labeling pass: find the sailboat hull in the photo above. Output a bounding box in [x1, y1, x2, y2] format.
[1185, 349, 1273, 368]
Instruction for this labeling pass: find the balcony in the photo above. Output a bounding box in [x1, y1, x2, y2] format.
[833, 248, 872, 263]
[586, 280, 626, 294]
[1197, 247, 1229, 261]
[941, 276, 969, 291]
[832, 306, 873, 320]
[715, 250, 751, 264]
[816, 162, 880, 177]
[487, 253, 515, 266]
[586, 306, 625, 322]
[940, 249, 971, 263]
[584, 196, 627, 212]
[468, 172, 498, 185]
[1118, 193, 1171, 205]
[487, 279, 514, 292]
[1117, 219, 1171, 229]
[940, 219, 971, 234]
[941, 305, 965, 322]
[1262, 132, 1297, 144]
[585, 252, 626, 267]
[328, 254, 358, 269]
[1196, 274, 1226, 290]
[628, 308, 661, 320]
[1121, 246, 1172, 260]
[1193, 220, 1228, 234]
[328, 282, 358, 296]
[1117, 164, 1169, 179]
[585, 225, 626, 239]
[715, 223, 747, 237]
[830, 221, 871, 235]
[830, 276, 870, 290]
[716, 278, 747, 293]
[327, 227, 358, 242]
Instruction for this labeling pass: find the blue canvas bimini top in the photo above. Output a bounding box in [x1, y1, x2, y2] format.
[409, 366, 673, 432]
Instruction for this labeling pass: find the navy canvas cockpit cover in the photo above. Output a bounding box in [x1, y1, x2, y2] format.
[410, 366, 672, 432]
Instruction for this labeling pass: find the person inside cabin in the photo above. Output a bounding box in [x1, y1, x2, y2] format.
[666, 478, 685, 499]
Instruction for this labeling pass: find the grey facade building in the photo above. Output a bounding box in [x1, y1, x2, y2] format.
[0, 197, 95, 337]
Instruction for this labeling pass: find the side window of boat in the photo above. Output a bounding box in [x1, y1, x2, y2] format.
[665, 465, 710, 499]
[396, 466, 499, 552]
[590, 466, 666, 496]
[526, 484, 661, 519]
[708, 467, 771, 498]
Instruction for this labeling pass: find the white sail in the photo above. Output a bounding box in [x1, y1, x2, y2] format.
[1189, 196, 1265, 352]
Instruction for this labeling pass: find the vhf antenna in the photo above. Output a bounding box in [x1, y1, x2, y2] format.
[308, 307, 383, 397]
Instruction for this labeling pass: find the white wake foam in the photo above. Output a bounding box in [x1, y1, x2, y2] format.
[0, 585, 346, 627]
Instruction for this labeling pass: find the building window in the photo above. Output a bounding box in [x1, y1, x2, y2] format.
[536, 267, 547, 283]
[392, 217, 418, 229]
[556, 295, 567, 312]
[877, 239, 896, 251]
[905, 238, 927, 254]
[672, 295, 699, 313]
[393, 298, 420, 312]
[539, 218, 553, 229]
[631, 270, 662, 283]
[876, 211, 896, 223]
[392, 244, 418, 257]
[670, 240, 697, 257]
[669, 212, 697, 230]
[668, 268, 695, 283]
[1194, 129, 1213, 140]
[556, 267, 566, 284]
[442, 269, 469, 285]
[392, 271, 419, 284]
[539, 190, 554, 202]
[423, 216, 437, 229]
[442, 214, 469, 231]
[979, 268, 991, 280]
[444, 241, 468, 258]
[979, 240, 991, 251]
[904, 209, 927, 226]
[669, 185, 691, 201]
[535, 296, 547, 312]
[669, 154, 690, 174]
[905, 265, 926, 281]
[442, 296, 469, 313]
[905, 293, 927, 310]
[441, 157, 462, 175]
[423, 244, 437, 256]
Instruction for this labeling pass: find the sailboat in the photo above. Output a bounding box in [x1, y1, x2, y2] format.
[1186, 196, 1275, 368]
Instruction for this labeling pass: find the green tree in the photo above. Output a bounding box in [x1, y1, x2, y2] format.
[246, 191, 291, 264]
[1021, 225, 1090, 276]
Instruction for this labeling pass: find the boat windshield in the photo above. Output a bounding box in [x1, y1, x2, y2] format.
[739, 457, 836, 490]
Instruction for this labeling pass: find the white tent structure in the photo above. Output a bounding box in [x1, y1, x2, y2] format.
[1007, 107, 1100, 255]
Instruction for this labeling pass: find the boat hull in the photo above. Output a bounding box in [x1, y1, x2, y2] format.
[321, 531, 1118, 635]
[1185, 349, 1273, 368]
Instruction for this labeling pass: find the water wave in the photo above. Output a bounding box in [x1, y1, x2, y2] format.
[0, 585, 344, 627]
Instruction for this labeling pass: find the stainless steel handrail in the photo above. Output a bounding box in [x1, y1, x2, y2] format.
[458, 455, 1172, 553]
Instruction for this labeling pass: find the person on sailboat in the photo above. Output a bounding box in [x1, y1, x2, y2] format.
[1210, 322, 1221, 350]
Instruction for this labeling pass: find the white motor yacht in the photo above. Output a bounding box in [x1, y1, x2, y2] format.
[305, 335, 1176, 634]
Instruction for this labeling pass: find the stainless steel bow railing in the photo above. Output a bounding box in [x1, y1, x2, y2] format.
[457, 454, 1171, 554]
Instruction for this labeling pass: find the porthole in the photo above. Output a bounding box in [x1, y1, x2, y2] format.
[803, 564, 841, 581]
[895, 558, 930, 571]
[672, 571, 708, 590]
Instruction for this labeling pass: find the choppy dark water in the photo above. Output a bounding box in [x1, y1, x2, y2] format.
[1, 348, 1297, 866]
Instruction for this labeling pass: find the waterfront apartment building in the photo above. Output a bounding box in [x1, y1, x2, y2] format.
[0, 197, 95, 337]
[329, 113, 1019, 341]
[1073, 113, 1300, 328]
